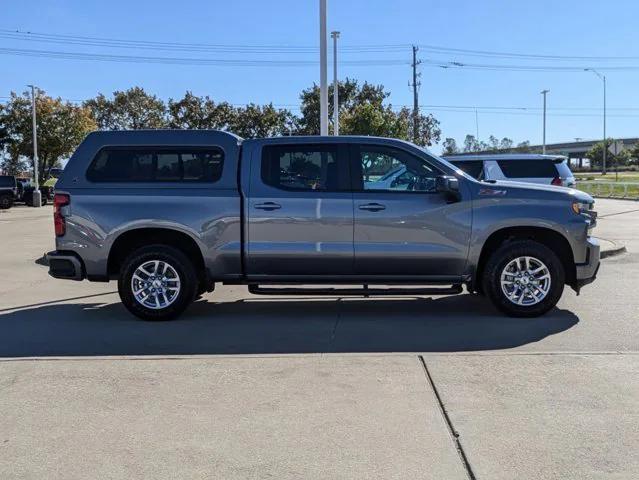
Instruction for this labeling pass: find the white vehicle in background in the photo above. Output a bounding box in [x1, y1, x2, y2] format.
[443, 154, 576, 188]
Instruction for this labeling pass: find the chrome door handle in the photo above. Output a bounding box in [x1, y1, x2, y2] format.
[254, 202, 282, 211]
[358, 203, 386, 212]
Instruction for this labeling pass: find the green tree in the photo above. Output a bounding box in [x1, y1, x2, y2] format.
[84, 87, 167, 130]
[340, 103, 405, 138]
[230, 103, 296, 138]
[587, 139, 631, 170]
[0, 154, 26, 176]
[297, 79, 441, 146]
[516, 140, 531, 153]
[499, 137, 514, 151]
[0, 90, 96, 180]
[441, 138, 459, 155]
[167, 92, 235, 130]
[463, 134, 480, 152]
[297, 79, 386, 135]
[629, 142, 639, 164]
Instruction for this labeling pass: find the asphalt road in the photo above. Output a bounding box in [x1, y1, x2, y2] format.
[1, 199, 637, 479]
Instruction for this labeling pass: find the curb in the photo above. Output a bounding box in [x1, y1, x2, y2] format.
[591, 196, 639, 202]
[598, 238, 627, 259]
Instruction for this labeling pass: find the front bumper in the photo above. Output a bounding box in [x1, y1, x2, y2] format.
[46, 251, 85, 281]
[574, 237, 600, 291]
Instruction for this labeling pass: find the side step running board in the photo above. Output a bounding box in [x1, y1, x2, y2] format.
[248, 284, 463, 297]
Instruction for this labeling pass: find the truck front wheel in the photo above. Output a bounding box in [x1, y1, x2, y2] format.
[118, 245, 198, 321]
[0, 194, 13, 209]
[482, 240, 565, 317]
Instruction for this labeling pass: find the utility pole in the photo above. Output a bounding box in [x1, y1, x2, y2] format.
[28, 84, 41, 208]
[585, 69, 607, 174]
[541, 89, 549, 154]
[410, 45, 421, 143]
[331, 31, 340, 136]
[319, 0, 328, 135]
[603, 74, 607, 175]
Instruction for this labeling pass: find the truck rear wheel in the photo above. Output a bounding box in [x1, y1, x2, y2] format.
[482, 240, 565, 317]
[118, 245, 197, 321]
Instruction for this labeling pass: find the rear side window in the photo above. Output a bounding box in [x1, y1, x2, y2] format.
[451, 161, 483, 179]
[497, 160, 558, 178]
[87, 147, 224, 182]
[261, 144, 350, 191]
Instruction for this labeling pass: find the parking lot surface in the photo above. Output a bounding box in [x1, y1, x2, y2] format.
[1, 200, 638, 479]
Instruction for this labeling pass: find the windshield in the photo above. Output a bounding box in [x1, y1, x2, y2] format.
[379, 166, 404, 181]
[0, 176, 16, 188]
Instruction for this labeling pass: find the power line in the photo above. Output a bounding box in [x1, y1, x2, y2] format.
[4, 29, 639, 62]
[417, 44, 639, 62]
[421, 59, 639, 72]
[0, 29, 409, 54]
[0, 47, 408, 66]
[3, 45, 639, 72]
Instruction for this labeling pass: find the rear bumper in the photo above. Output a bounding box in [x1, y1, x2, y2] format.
[574, 237, 600, 290]
[46, 251, 85, 281]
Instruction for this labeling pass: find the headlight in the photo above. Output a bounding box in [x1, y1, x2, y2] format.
[572, 201, 597, 230]
[571, 201, 592, 215]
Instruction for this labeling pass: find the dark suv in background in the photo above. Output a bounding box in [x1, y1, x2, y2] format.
[0, 175, 18, 209]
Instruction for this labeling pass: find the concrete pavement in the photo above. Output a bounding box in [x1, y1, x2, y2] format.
[1, 356, 469, 480]
[1, 200, 638, 479]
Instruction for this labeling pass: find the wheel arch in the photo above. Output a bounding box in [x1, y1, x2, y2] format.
[107, 227, 207, 281]
[473, 226, 576, 291]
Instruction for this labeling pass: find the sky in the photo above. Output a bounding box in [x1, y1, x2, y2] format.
[2, 0, 639, 153]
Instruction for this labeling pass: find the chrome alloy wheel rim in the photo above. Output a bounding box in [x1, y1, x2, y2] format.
[131, 260, 181, 310]
[500, 256, 551, 306]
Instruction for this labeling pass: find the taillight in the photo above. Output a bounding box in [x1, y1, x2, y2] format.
[551, 177, 562, 186]
[53, 193, 70, 236]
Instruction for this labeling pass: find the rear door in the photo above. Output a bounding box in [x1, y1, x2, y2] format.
[351, 143, 472, 277]
[246, 142, 354, 276]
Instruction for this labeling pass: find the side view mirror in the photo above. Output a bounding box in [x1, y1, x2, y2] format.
[436, 175, 459, 194]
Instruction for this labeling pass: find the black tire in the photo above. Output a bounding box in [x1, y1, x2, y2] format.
[482, 240, 565, 317]
[118, 245, 198, 321]
[0, 194, 13, 210]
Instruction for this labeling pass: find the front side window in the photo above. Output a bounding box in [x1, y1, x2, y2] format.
[261, 144, 349, 191]
[358, 146, 439, 192]
[87, 147, 224, 182]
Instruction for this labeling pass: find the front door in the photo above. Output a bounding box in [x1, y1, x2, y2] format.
[247, 143, 353, 277]
[351, 143, 472, 277]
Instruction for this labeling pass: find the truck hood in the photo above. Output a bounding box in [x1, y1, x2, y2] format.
[482, 179, 594, 203]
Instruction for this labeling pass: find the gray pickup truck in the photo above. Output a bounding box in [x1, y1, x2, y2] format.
[47, 130, 599, 320]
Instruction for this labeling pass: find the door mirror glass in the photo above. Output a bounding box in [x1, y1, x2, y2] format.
[436, 175, 459, 193]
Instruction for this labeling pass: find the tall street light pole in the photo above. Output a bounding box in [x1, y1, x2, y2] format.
[541, 89, 549, 154]
[319, 0, 328, 135]
[331, 31, 340, 136]
[27, 84, 42, 208]
[585, 69, 607, 174]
